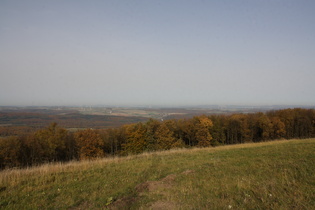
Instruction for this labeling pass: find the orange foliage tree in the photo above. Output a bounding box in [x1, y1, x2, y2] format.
[155, 123, 184, 150]
[74, 129, 104, 160]
[122, 123, 147, 155]
[194, 115, 214, 147]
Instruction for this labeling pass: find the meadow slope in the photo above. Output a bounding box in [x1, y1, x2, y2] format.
[1, 139, 314, 209]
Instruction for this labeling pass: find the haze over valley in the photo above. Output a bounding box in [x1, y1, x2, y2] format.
[1, 1, 315, 107]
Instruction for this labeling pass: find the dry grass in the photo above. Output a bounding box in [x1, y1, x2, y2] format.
[1, 138, 314, 209]
[0, 139, 303, 187]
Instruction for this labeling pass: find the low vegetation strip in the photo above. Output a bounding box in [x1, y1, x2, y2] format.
[0, 139, 314, 209]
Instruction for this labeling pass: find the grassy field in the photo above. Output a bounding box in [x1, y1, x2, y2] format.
[0, 139, 314, 209]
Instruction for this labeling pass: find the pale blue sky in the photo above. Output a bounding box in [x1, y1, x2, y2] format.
[1, 0, 315, 106]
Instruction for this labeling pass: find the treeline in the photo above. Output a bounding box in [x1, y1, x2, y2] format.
[0, 108, 314, 169]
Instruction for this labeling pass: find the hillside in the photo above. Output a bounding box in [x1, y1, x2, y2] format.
[1, 139, 314, 209]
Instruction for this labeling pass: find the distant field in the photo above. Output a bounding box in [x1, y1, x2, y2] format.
[0, 108, 149, 135]
[0, 106, 272, 135]
[1, 139, 314, 209]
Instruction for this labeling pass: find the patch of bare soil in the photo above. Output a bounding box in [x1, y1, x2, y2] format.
[108, 170, 194, 209]
[135, 174, 177, 195]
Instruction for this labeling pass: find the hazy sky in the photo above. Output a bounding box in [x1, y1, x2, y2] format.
[1, 0, 315, 106]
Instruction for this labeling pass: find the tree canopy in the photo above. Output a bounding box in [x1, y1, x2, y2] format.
[1, 108, 314, 169]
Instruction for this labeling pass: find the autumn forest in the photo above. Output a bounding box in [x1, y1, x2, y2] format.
[0, 108, 314, 169]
